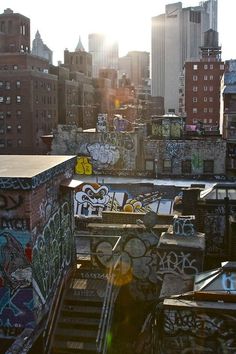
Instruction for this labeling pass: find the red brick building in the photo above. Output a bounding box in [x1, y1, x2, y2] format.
[184, 30, 224, 130]
[0, 9, 58, 154]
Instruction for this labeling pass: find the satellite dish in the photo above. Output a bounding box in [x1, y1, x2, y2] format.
[142, 211, 158, 229]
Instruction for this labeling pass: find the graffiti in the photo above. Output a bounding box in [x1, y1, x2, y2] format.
[165, 141, 184, 162]
[86, 143, 120, 168]
[75, 184, 110, 218]
[162, 309, 236, 353]
[0, 288, 34, 334]
[156, 250, 199, 277]
[204, 214, 225, 254]
[0, 231, 32, 289]
[191, 152, 203, 171]
[75, 156, 92, 175]
[101, 132, 134, 151]
[222, 272, 236, 292]
[39, 179, 59, 223]
[0, 218, 29, 231]
[0, 158, 75, 190]
[97, 113, 107, 133]
[173, 216, 195, 237]
[0, 194, 24, 211]
[33, 202, 73, 303]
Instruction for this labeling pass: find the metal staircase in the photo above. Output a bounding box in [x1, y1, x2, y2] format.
[50, 235, 121, 354]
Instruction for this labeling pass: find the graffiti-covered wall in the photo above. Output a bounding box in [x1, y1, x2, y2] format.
[51, 125, 138, 172]
[159, 306, 236, 354]
[144, 138, 226, 176]
[74, 182, 182, 219]
[0, 156, 76, 338]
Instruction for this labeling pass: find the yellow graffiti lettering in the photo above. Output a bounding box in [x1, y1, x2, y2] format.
[75, 157, 92, 175]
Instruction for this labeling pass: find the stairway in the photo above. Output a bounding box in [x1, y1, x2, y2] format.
[51, 263, 108, 354]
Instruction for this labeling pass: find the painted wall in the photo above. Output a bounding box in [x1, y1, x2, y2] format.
[51, 125, 137, 172]
[74, 182, 182, 219]
[0, 159, 75, 338]
[160, 307, 236, 353]
[145, 138, 226, 176]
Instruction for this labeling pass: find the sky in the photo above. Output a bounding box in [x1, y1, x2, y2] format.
[0, 0, 235, 65]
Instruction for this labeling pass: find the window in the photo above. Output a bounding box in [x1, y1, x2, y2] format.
[209, 119, 213, 123]
[7, 139, 13, 147]
[17, 124, 22, 132]
[209, 86, 213, 91]
[17, 139, 22, 146]
[0, 96, 3, 103]
[209, 97, 213, 102]
[210, 75, 213, 80]
[0, 139, 5, 148]
[204, 97, 207, 102]
[193, 86, 198, 92]
[145, 160, 154, 171]
[209, 108, 213, 113]
[204, 118, 207, 123]
[6, 125, 12, 132]
[0, 81, 3, 88]
[16, 96, 21, 103]
[193, 108, 197, 114]
[16, 81, 21, 88]
[210, 64, 214, 69]
[193, 64, 198, 70]
[5, 81, 10, 89]
[16, 110, 22, 117]
[193, 97, 197, 102]
[204, 64, 208, 70]
[13, 65, 18, 70]
[220, 64, 224, 70]
[182, 160, 192, 174]
[6, 111, 11, 118]
[204, 75, 208, 80]
[204, 86, 208, 91]
[203, 160, 214, 174]
[163, 159, 172, 173]
[193, 75, 198, 81]
[6, 97, 11, 104]
[204, 108, 207, 113]
[0, 112, 3, 119]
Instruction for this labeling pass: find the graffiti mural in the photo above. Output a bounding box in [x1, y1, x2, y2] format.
[0, 230, 34, 335]
[75, 157, 92, 175]
[75, 183, 110, 218]
[74, 183, 169, 218]
[161, 308, 236, 353]
[33, 201, 74, 305]
[90, 229, 199, 300]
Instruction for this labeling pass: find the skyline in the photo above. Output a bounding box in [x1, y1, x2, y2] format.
[0, 0, 235, 65]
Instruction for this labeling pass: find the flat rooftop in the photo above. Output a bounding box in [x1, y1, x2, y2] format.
[0, 155, 76, 178]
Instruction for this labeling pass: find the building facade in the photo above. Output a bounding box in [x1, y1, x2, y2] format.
[151, 1, 213, 114]
[184, 29, 224, 129]
[0, 9, 58, 155]
[32, 30, 53, 64]
[88, 33, 119, 78]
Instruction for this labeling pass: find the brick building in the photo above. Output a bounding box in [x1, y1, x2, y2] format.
[184, 30, 224, 130]
[0, 155, 76, 346]
[0, 9, 58, 155]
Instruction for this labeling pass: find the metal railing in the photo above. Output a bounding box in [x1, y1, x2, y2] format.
[75, 234, 122, 354]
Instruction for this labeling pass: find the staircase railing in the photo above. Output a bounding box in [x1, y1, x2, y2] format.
[96, 253, 121, 353]
[75, 234, 122, 354]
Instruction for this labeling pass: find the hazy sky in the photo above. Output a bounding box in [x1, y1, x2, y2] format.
[0, 0, 234, 64]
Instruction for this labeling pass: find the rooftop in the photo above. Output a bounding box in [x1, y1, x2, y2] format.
[0, 155, 75, 178]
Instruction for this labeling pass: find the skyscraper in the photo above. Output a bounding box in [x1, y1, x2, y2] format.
[88, 33, 119, 78]
[151, 1, 216, 114]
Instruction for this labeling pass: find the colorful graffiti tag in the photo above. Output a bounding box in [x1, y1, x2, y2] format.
[0, 230, 34, 334]
[75, 157, 93, 175]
